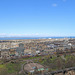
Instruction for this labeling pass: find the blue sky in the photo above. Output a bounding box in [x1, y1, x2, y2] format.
[0, 0, 75, 37]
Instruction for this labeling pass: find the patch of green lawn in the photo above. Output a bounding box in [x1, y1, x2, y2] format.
[6, 62, 21, 74]
[0, 64, 5, 68]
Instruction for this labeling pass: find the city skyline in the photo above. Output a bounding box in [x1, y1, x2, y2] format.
[0, 0, 75, 37]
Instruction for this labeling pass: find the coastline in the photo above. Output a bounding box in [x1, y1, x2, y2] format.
[0, 36, 75, 40]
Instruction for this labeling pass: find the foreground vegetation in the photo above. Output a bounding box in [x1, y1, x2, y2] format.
[0, 54, 75, 75]
[34, 54, 75, 72]
[0, 60, 21, 75]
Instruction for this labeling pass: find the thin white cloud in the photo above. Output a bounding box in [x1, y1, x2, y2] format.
[52, 3, 58, 7]
[35, 33, 39, 35]
[0, 33, 7, 37]
[0, 33, 74, 37]
[0, 33, 40, 37]
[63, 0, 67, 2]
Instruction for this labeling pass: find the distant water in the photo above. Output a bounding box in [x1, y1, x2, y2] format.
[0, 37, 75, 40]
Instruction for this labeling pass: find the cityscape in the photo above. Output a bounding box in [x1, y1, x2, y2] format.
[0, 0, 75, 75]
[0, 38, 75, 75]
